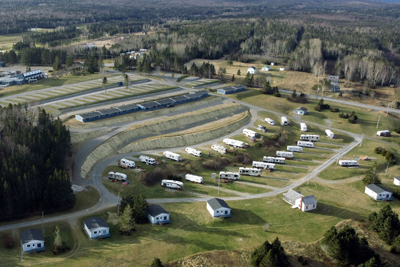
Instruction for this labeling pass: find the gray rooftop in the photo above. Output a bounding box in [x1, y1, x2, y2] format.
[295, 107, 308, 112]
[99, 108, 120, 115]
[366, 184, 391, 194]
[118, 104, 139, 112]
[155, 98, 173, 105]
[20, 228, 44, 244]
[138, 101, 159, 108]
[84, 217, 109, 230]
[283, 189, 304, 205]
[148, 204, 169, 217]
[207, 198, 230, 210]
[78, 111, 102, 119]
[394, 176, 400, 181]
[301, 195, 317, 205]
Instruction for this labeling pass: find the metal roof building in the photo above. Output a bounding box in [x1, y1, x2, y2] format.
[217, 85, 246, 95]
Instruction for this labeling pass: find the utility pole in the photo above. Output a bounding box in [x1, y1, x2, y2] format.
[218, 177, 220, 196]
[386, 103, 390, 116]
[42, 211, 44, 234]
[376, 115, 380, 128]
[117, 192, 120, 216]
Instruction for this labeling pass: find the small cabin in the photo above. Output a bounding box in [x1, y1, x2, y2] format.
[206, 198, 231, 218]
[294, 107, 308, 115]
[20, 229, 45, 253]
[365, 184, 393, 201]
[262, 66, 271, 71]
[147, 204, 170, 225]
[247, 66, 258, 74]
[84, 217, 111, 239]
[283, 189, 317, 212]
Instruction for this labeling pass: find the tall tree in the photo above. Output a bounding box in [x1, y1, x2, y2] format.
[119, 204, 136, 235]
[363, 163, 381, 185]
[102, 77, 108, 94]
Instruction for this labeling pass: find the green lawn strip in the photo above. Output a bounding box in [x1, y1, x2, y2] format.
[176, 75, 189, 82]
[274, 164, 308, 173]
[185, 80, 219, 88]
[223, 182, 271, 194]
[239, 175, 290, 188]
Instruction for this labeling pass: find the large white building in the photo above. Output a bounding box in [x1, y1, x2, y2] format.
[365, 184, 392, 201]
[206, 198, 231, 218]
[147, 204, 170, 225]
[283, 189, 317, 212]
[84, 217, 111, 239]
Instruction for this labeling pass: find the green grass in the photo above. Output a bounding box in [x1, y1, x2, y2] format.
[185, 79, 219, 88]
[176, 75, 189, 82]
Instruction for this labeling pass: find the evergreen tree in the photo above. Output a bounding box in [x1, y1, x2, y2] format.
[237, 69, 241, 76]
[102, 77, 108, 93]
[368, 205, 400, 244]
[52, 225, 68, 254]
[231, 74, 235, 82]
[251, 237, 288, 267]
[243, 72, 251, 86]
[53, 56, 61, 71]
[291, 89, 297, 99]
[151, 258, 164, 267]
[124, 74, 129, 90]
[363, 163, 381, 185]
[132, 193, 149, 224]
[119, 204, 136, 235]
[66, 54, 74, 67]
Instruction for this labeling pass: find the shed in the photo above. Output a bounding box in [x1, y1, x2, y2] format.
[147, 204, 170, 224]
[206, 198, 231, 218]
[20, 228, 45, 253]
[364, 184, 393, 201]
[282, 189, 317, 212]
[261, 66, 271, 71]
[84, 217, 111, 239]
[279, 67, 285, 71]
[294, 107, 308, 115]
[247, 66, 258, 74]
[395, 177, 400, 186]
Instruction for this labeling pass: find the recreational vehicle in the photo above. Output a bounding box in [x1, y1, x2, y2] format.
[252, 161, 276, 170]
[325, 129, 335, 139]
[276, 151, 294, 159]
[287, 146, 303, 152]
[108, 172, 127, 181]
[300, 123, 308, 132]
[376, 130, 391, 137]
[185, 174, 203, 183]
[239, 167, 262, 176]
[300, 134, 320, 142]
[139, 155, 156, 165]
[296, 141, 315, 148]
[263, 156, 285, 164]
[219, 172, 240, 180]
[339, 160, 359, 167]
[120, 158, 135, 169]
[163, 151, 181, 162]
[281, 117, 289, 126]
[161, 180, 183, 190]
[211, 144, 227, 154]
[243, 129, 258, 138]
[265, 118, 275, 125]
[223, 138, 245, 148]
[185, 147, 202, 157]
[257, 125, 267, 132]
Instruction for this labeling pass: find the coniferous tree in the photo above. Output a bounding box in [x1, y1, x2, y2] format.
[151, 258, 164, 267]
[363, 163, 381, 185]
[119, 204, 136, 235]
[132, 193, 149, 224]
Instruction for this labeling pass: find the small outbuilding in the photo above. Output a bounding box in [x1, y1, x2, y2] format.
[20, 228, 45, 253]
[395, 176, 400, 186]
[147, 204, 171, 225]
[283, 189, 317, 212]
[365, 184, 393, 201]
[206, 198, 231, 218]
[261, 66, 271, 71]
[279, 67, 285, 71]
[294, 107, 308, 115]
[84, 217, 111, 239]
[247, 66, 258, 74]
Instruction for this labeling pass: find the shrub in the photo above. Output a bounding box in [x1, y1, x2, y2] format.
[2, 234, 15, 249]
[141, 167, 174, 186]
[203, 157, 230, 170]
[381, 150, 387, 157]
[339, 113, 349, 118]
[374, 147, 384, 154]
[329, 107, 339, 112]
[390, 245, 397, 254]
[234, 153, 252, 164]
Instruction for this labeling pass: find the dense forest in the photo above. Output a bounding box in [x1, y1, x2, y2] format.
[0, 105, 74, 221]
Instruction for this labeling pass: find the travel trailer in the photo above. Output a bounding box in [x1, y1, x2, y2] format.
[108, 172, 127, 181]
[252, 161, 276, 170]
[239, 167, 262, 176]
[300, 123, 308, 132]
[296, 141, 315, 148]
[300, 134, 320, 142]
[325, 129, 335, 139]
[161, 180, 183, 189]
[243, 129, 258, 138]
[219, 172, 240, 180]
[276, 151, 294, 159]
[139, 155, 156, 165]
[185, 174, 203, 183]
[263, 156, 285, 164]
[339, 160, 359, 167]
[376, 130, 391, 137]
[163, 151, 181, 162]
[223, 138, 245, 148]
[120, 158, 135, 169]
[211, 144, 227, 154]
[287, 146, 303, 152]
[185, 147, 202, 157]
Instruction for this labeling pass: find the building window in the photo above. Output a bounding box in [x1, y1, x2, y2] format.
[37, 243, 41, 248]
[94, 231, 97, 234]
[27, 245, 30, 247]
[313, 204, 315, 208]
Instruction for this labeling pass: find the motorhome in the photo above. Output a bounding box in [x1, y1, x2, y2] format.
[276, 151, 294, 159]
[296, 141, 315, 148]
[163, 151, 181, 162]
[211, 144, 227, 154]
[223, 138, 245, 148]
[287, 146, 303, 152]
[243, 129, 258, 138]
[185, 174, 203, 183]
[263, 156, 285, 164]
[219, 172, 240, 180]
[257, 125, 267, 132]
[108, 172, 127, 181]
[325, 129, 335, 139]
[300, 123, 308, 132]
[120, 158, 135, 169]
[252, 161, 275, 170]
[239, 167, 262, 176]
[161, 180, 183, 189]
[376, 130, 391, 137]
[339, 160, 359, 167]
[185, 147, 202, 157]
[139, 155, 156, 165]
[300, 134, 320, 142]
[265, 118, 275, 125]
[281, 117, 289, 126]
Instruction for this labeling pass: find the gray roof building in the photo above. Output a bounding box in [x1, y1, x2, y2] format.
[20, 229, 44, 244]
[148, 204, 169, 217]
[84, 217, 109, 230]
[282, 189, 303, 205]
[207, 198, 230, 210]
[365, 184, 391, 194]
[301, 195, 317, 205]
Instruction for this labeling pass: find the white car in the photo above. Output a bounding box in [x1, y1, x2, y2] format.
[265, 118, 275, 126]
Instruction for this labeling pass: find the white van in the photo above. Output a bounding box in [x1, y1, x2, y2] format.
[139, 155, 156, 165]
[281, 117, 289, 126]
[120, 158, 135, 168]
[300, 123, 307, 132]
[265, 118, 275, 125]
[163, 151, 181, 161]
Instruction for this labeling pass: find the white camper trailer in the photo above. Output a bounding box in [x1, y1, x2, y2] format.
[108, 172, 127, 181]
[243, 129, 258, 138]
[223, 138, 245, 148]
[252, 161, 276, 170]
[211, 144, 227, 154]
[325, 129, 335, 139]
[265, 118, 276, 125]
[281, 117, 289, 126]
[219, 172, 240, 180]
[163, 151, 181, 162]
[185, 174, 203, 183]
[300, 134, 320, 142]
[296, 141, 315, 148]
[339, 160, 359, 167]
[257, 125, 267, 132]
[287, 146, 303, 152]
[300, 123, 308, 132]
[185, 147, 202, 157]
[139, 155, 156, 165]
[376, 130, 391, 137]
[120, 158, 135, 168]
[263, 156, 285, 164]
[276, 151, 294, 159]
[239, 167, 262, 176]
[161, 180, 183, 190]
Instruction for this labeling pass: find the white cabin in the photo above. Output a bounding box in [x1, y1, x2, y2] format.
[243, 129, 258, 138]
[211, 144, 227, 154]
[185, 174, 203, 183]
[252, 161, 275, 170]
[394, 176, 400, 186]
[377, 130, 391, 137]
[139, 155, 156, 165]
[300, 123, 308, 132]
[163, 151, 181, 162]
[300, 134, 320, 141]
[161, 179, 183, 190]
[147, 204, 170, 225]
[338, 160, 359, 167]
[239, 167, 262, 176]
[279, 67, 285, 71]
[185, 147, 202, 157]
[84, 217, 111, 239]
[219, 172, 240, 180]
[281, 116, 289, 126]
[325, 129, 335, 139]
[120, 158, 135, 168]
[263, 156, 285, 164]
[365, 184, 392, 201]
[223, 138, 245, 148]
[108, 172, 127, 181]
[287, 146, 303, 152]
[276, 151, 294, 159]
[283, 189, 317, 212]
[296, 141, 315, 148]
[20, 229, 45, 253]
[265, 118, 275, 125]
[247, 66, 258, 74]
[206, 198, 232, 218]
